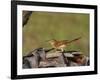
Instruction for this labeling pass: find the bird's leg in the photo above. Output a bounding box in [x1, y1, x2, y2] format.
[61, 48, 64, 52]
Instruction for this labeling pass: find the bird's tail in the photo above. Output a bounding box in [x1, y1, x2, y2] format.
[67, 37, 81, 44]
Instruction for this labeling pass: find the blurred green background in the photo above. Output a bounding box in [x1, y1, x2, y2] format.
[23, 11, 89, 56]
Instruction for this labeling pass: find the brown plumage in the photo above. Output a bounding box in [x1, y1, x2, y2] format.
[48, 37, 81, 52]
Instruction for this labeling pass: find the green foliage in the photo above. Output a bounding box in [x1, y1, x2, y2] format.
[23, 11, 89, 56]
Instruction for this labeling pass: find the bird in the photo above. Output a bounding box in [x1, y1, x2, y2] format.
[48, 37, 81, 52]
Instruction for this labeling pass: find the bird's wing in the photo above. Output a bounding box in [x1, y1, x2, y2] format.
[55, 40, 69, 47]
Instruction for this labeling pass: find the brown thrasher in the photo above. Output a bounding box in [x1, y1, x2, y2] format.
[48, 37, 81, 52]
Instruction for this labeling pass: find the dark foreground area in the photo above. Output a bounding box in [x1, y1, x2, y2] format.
[23, 48, 89, 68]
